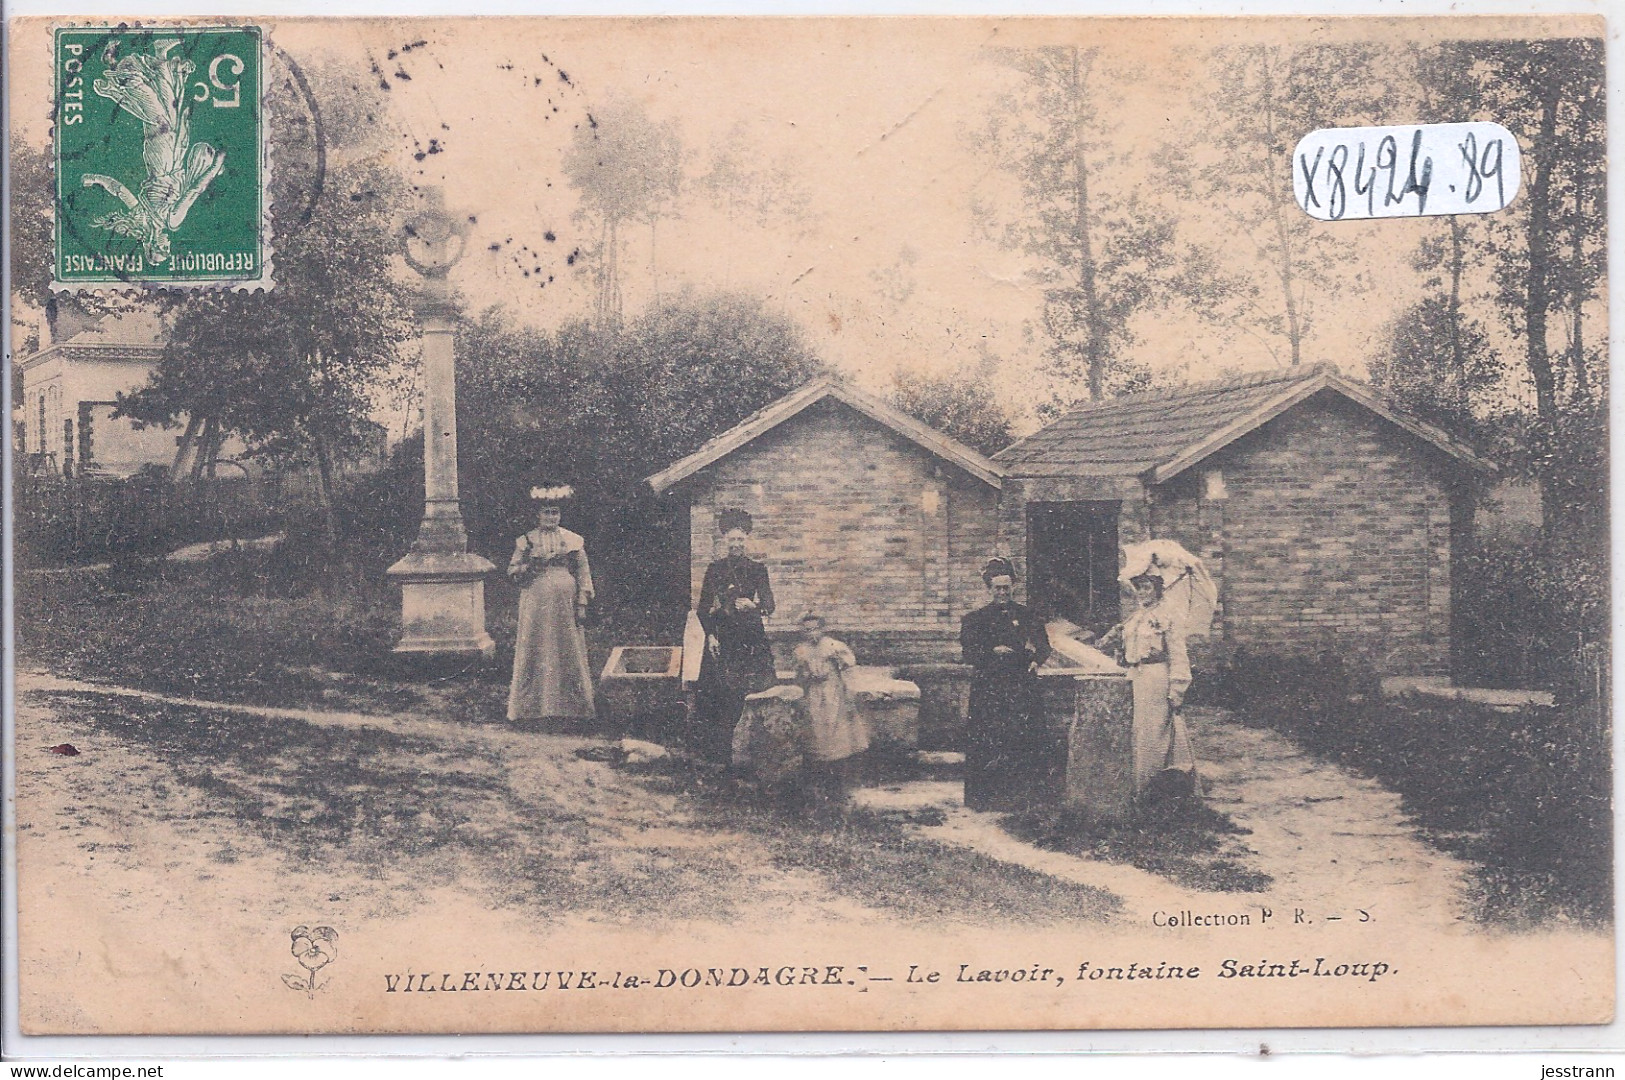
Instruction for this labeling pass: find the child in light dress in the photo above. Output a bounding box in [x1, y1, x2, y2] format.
[792, 612, 870, 800]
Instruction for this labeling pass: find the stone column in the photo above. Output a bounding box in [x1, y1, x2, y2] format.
[386, 188, 496, 658]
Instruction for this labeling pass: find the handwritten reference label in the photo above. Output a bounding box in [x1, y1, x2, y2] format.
[1294, 122, 1521, 221]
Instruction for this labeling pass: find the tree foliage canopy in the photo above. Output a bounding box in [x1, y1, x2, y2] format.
[563, 99, 685, 326]
[1179, 43, 1393, 366]
[978, 47, 1181, 410]
[888, 369, 1015, 458]
[109, 55, 416, 538]
[447, 291, 827, 603]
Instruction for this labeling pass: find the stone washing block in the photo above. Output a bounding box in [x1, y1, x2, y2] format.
[1062, 674, 1136, 821]
[733, 684, 805, 783]
[598, 645, 685, 740]
[845, 665, 921, 748]
[894, 662, 972, 751]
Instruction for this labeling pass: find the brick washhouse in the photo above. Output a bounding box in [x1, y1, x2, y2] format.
[647, 379, 1003, 665]
[995, 365, 1494, 676]
[647, 367, 1495, 677]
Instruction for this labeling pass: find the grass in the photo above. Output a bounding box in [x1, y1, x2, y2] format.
[13, 548, 687, 721]
[622, 754, 1121, 925]
[1002, 798, 1274, 894]
[1216, 657, 1613, 927]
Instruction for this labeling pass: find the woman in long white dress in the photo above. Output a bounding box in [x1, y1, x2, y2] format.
[507, 485, 596, 722]
[1102, 540, 1217, 800]
[1102, 574, 1197, 796]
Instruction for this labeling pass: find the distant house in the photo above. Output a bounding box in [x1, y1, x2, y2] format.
[14, 313, 178, 479]
[995, 365, 1496, 676]
[648, 365, 1494, 676]
[647, 378, 1003, 664]
[14, 312, 389, 482]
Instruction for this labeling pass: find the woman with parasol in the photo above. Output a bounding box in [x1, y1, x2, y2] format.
[1098, 539, 1217, 800]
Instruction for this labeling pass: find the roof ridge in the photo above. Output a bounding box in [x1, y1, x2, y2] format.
[647, 375, 1003, 493]
[1052, 364, 1327, 419]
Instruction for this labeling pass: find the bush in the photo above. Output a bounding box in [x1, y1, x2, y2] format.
[1453, 535, 1609, 700]
[12, 470, 289, 568]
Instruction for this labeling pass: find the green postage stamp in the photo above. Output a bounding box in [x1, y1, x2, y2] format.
[53, 25, 270, 291]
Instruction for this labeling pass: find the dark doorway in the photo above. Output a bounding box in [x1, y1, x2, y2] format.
[1026, 501, 1120, 633]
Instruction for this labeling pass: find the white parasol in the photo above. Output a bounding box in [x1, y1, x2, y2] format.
[1119, 539, 1219, 639]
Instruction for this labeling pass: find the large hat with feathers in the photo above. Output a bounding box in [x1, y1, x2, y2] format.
[529, 483, 574, 503]
[717, 508, 754, 535]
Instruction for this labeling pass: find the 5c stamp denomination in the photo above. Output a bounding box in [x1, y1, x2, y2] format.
[53, 24, 269, 291]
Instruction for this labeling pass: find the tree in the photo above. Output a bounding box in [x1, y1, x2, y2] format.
[8, 140, 151, 352]
[1446, 38, 1606, 534]
[562, 99, 684, 327]
[1368, 296, 1502, 443]
[978, 47, 1185, 410]
[1367, 48, 1506, 450]
[118, 158, 414, 540]
[111, 52, 410, 525]
[111, 53, 413, 541]
[8, 141, 55, 320]
[448, 290, 825, 600]
[1181, 43, 1393, 365]
[888, 368, 1015, 457]
[697, 121, 816, 287]
[450, 291, 827, 605]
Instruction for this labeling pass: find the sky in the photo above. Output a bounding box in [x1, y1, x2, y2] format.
[8, 14, 1601, 428]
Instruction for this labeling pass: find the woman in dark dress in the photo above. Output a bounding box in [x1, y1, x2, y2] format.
[693, 508, 777, 762]
[960, 556, 1052, 811]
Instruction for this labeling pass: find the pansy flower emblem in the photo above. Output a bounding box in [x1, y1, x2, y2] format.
[283, 925, 339, 998]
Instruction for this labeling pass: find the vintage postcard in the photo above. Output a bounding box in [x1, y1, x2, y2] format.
[5, 14, 1612, 1036]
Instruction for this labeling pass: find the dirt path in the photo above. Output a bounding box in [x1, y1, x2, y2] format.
[12, 670, 878, 931]
[1192, 710, 1471, 930]
[849, 708, 1471, 930]
[853, 781, 1224, 918]
[15, 672, 1471, 936]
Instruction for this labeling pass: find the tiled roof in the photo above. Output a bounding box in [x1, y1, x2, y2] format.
[995, 364, 1493, 480]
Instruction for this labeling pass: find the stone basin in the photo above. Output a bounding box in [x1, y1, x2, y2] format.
[598, 645, 686, 740]
[846, 665, 921, 747]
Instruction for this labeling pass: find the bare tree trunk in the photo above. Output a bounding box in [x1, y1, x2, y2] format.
[1070, 48, 1107, 400]
[189, 417, 218, 482]
[169, 413, 204, 480]
[595, 218, 623, 329]
[1523, 80, 1563, 530]
[1259, 48, 1305, 365]
[312, 432, 339, 550]
[203, 424, 227, 482]
[1568, 178, 1590, 400]
[1447, 215, 1467, 414]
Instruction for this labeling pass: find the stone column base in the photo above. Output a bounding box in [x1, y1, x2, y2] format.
[387, 550, 497, 658]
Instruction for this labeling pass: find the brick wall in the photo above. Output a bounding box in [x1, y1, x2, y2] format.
[684, 399, 999, 663]
[1152, 394, 1458, 675]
